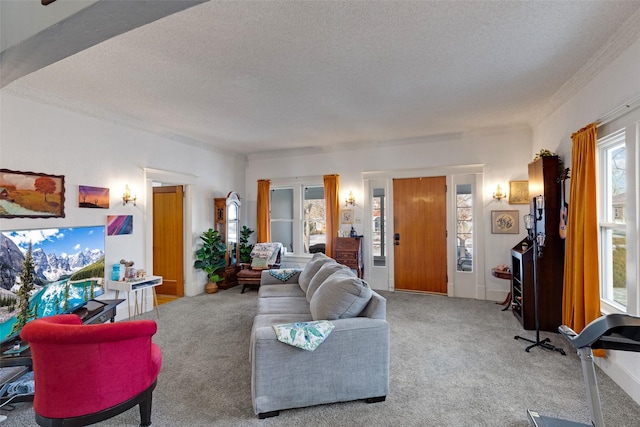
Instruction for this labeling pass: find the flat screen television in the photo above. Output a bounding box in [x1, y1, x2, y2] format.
[0, 225, 106, 342]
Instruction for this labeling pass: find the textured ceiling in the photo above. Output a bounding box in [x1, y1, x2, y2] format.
[3, 1, 640, 155]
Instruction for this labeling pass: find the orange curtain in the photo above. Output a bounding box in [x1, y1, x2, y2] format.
[256, 179, 271, 243]
[563, 123, 602, 347]
[323, 174, 340, 258]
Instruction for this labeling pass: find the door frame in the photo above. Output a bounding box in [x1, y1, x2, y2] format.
[363, 165, 485, 297]
[362, 178, 389, 291]
[144, 168, 197, 296]
[450, 173, 485, 299]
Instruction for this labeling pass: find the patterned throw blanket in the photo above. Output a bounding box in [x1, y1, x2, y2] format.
[250, 243, 282, 264]
[273, 321, 335, 351]
[269, 268, 300, 282]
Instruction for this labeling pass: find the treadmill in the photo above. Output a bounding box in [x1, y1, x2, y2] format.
[528, 313, 640, 427]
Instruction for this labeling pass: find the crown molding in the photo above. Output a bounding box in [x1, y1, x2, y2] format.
[531, 8, 640, 127]
[3, 84, 245, 161]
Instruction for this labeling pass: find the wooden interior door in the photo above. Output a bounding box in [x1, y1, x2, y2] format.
[393, 176, 447, 293]
[153, 185, 184, 296]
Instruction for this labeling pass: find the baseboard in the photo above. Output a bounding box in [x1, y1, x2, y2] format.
[485, 288, 504, 302]
[595, 353, 640, 405]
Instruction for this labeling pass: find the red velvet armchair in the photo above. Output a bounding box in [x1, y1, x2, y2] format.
[20, 314, 162, 427]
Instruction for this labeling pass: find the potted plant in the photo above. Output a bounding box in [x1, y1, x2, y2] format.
[239, 225, 255, 264]
[194, 228, 227, 294]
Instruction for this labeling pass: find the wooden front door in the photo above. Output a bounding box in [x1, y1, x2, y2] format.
[153, 185, 184, 296]
[393, 176, 447, 293]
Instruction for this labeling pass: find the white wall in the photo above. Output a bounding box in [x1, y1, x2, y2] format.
[532, 36, 640, 404]
[532, 36, 640, 159]
[245, 126, 533, 300]
[0, 93, 246, 319]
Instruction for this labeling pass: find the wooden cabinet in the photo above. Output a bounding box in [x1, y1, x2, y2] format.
[214, 191, 241, 289]
[511, 155, 564, 332]
[334, 237, 363, 278]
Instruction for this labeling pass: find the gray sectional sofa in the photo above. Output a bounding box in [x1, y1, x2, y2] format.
[250, 253, 390, 418]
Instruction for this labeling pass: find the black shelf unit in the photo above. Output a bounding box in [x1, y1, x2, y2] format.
[511, 239, 534, 329]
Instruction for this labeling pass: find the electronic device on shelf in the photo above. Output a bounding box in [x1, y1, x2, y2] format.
[71, 300, 106, 321]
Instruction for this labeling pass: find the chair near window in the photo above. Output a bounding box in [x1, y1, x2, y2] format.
[238, 242, 283, 293]
[20, 314, 162, 427]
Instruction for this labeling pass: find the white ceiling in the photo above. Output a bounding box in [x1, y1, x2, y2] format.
[2, 0, 640, 156]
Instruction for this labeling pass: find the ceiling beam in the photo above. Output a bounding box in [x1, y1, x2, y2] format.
[1, 0, 207, 88]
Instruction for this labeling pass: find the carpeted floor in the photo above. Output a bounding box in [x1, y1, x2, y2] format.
[3, 289, 640, 426]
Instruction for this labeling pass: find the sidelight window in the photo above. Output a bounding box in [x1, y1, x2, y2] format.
[372, 188, 386, 266]
[456, 184, 473, 272]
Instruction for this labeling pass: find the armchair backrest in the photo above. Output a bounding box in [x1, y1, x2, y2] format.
[20, 314, 162, 419]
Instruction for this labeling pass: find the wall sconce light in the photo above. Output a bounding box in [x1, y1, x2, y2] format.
[523, 213, 534, 240]
[492, 184, 506, 200]
[345, 191, 356, 206]
[535, 194, 544, 220]
[122, 185, 137, 206]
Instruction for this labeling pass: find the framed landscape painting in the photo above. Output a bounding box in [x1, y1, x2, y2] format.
[0, 169, 65, 218]
[79, 185, 109, 209]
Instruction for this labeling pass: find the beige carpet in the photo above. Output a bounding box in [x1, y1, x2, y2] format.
[3, 289, 640, 426]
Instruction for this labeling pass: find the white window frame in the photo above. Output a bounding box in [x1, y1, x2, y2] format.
[597, 108, 640, 316]
[597, 129, 627, 312]
[270, 177, 325, 258]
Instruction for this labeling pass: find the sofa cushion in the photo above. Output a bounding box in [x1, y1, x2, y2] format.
[259, 283, 306, 298]
[306, 262, 351, 302]
[310, 273, 373, 321]
[257, 297, 310, 315]
[298, 253, 335, 293]
[252, 313, 313, 330]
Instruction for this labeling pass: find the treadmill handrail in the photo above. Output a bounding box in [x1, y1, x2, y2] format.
[558, 314, 640, 351]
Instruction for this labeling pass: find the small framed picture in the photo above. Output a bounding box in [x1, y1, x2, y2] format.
[107, 215, 133, 236]
[509, 181, 529, 204]
[341, 208, 354, 224]
[79, 185, 109, 208]
[491, 210, 519, 234]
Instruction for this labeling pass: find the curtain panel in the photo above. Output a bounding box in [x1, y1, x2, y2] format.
[562, 123, 602, 346]
[323, 174, 340, 258]
[256, 179, 271, 243]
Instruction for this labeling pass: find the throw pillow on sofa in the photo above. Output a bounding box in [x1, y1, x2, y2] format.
[298, 253, 335, 293]
[305, 262, 351, 303]
[310, 272, 373, 320]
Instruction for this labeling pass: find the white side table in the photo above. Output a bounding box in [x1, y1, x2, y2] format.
[107, 276, 162, 320]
